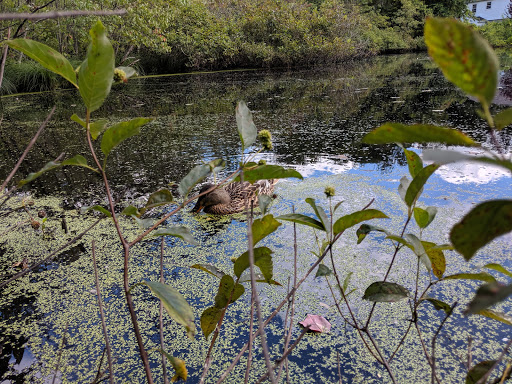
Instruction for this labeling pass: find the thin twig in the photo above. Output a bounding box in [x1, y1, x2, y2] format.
[475, 339, 512, 384]
[414, 321, 442, 384]
[467, 337, 473, 370]
[0, 218, 101, 288]
[0, 9, 127, 20]
[243, 301, 255, 384]
[159, 238, 170, 384]
[91, 347, 106, 384]
[431, 302, 457, 383]
[0, 28, 10, 97]
[0, 106, 56, 193]
[51, 322, 69, 384]
[92, 240, 114, 384]
[337, 350, 342, 384]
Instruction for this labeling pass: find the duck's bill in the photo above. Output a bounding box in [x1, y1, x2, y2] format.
[191, 202, 203, 213]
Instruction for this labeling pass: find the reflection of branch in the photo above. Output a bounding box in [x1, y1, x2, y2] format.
[0, 9, 127, 21]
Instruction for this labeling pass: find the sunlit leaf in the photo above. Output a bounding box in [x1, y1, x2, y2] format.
[315, 264, 332, 278]
[405, 164, 440, 207]
[405, 234, 431, 270]
[494, 107, 512, 130]
[477, 309, 512, 326]
[276, 213, 325, 231]
[362, 123, 478, 146]
[252, 214, 281, 245]
[80, 205, 112, 218]
[414, 207, 437, 229]
[236, 101, 257, 149]
[306, 198, 330, 234]
[7, 39, 77, 87]
[18, 161, 60, 186]
[363, 282, 409, 302]
[190, 264, 226, 279]
[422, 241, 446, 278]
[142, 281, 196, 338]
[466, 360, 497, 384]
[421, 297, 452, 314]
[423, 149, 512, 173]
[214, 275, 245, 308]
[78, 21, 115, 112]
[234, 247, 273, 282]
[333, 209, 389, 235]
[425, 17, 498, 106]
[200, 306, 222, 339]
[159, 350, 188, 382]
[484, 263, 512, 278]
[443, 272, 496, 283]
[404, 148, 423, 178]
[235, 164, 302, 183]
[450, 200, 512, 260]
[465, 282, 512, 314]
[151, 226, 197, 245]
[101, 117, 153, 159]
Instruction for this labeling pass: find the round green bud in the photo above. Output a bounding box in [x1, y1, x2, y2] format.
[324, 186, 335, 198]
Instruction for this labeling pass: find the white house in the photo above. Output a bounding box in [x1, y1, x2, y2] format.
[467, 0, 511, 25]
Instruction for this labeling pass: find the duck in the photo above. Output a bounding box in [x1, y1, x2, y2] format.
[191, 179, 276, 215]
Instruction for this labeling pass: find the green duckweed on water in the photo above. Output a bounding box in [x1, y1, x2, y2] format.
[0, 170, 510, 383]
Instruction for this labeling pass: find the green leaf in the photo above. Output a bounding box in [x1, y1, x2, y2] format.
[239, 273, 281, 286]
[421, 297, 452, 314]
[333, 209, 389, 235]
[214, 275, 245, 308]
[7, 39, 77, 87]
[404, 234, 431, 271]
[235, 164, 303, 183]
[484, 263, 512, 278]
[143, 189, 173, 212]
[423, 149, 512, 173]
[414, 207, 437, 229]
[252, 214, 281, 246]
[405, 164, 440, 207]
[190, 264, 226, 279]
[178, 164, 211, 197]
[315, 264, 332, 278]
[89, 119, 109, 140]
[465, 282, 512, 314]
[78, 21, 115, 112]
[362, 123, 478, 146]
[258, 194, 272, 216]
[71, 114, 86, 127]
[363, 281, 409, 302]
[443, 273, 496, 283]
[306, 198, 330, 234]
[425, 17, 498, 107]
[276, 213, 325, 231]
[101, 117, 153, 159]
[234, 247, 273, 283]
[477, 309, 512, 326]
[466, 360, 497, 384]
[142, 281, 196, 338]
[122, 205, 140, 217]
[151, 226, 197, 245]
[61, 155, 98, 172]
[398, 176, 411, 203]
[356, 224, 390, 244]
[18, 161, 61, 186]
[422, 241, 446, 279]
[494, 107, 512, 130]
[160, 352, 188, 382]
[343, 272, 353, 292]
[200, 306, 222, 339]
[236, 101, 257, 149]
[450, 200, 512, 261]
[333, 200, 344, 213]
[404, 148, 423, 178]
[80, 205, 112, 218]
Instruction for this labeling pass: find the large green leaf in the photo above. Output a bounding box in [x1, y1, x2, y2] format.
[404, 148, 423, 178]
[78, 21, 115, 112]
[443, 272, 496, 283]
[450, 200, 512, 261]
[61, 155, 98, 172]
[413, 207, 437, 229]
[142, 189, 173, 213]
[333, 209, 389, 235]
[425, 17, 498, 106]
[214, 275, 245, 308]
[276, 213, 325, 231]
[363, 281, 409, 302]
[142, 281, 196, 338]
[252, 214, 281, 246]
[362, 123, 478, 146]
[422, 241, 446, 279]
[178, 164, 211, 197]
[151, 226, 198, 245]
[306, 198, 330, 234]
[405, 164, 440, 207]
[200, 306, 222, 339]
[234, 247, 273, 283]
[235, 164, 302, 183]
[190, 264, 226, 279]
[7, 39, 77, 87]
[18, 161, 61, 186]
[466, 360, 497, 384]
[494, 107, 512, 130]
[404, 234, 431, 271]
[235, 101, 257, 149]
[465, 282, 512, 314]
[101, 117, 153, 159]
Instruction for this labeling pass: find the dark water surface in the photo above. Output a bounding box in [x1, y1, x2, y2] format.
[0, 53, 511, 383]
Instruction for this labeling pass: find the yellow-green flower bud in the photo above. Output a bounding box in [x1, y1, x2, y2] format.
[324, 186, 335, 198]
[258, 159, 267, 166]
[257, 129, 273, 150]
[113, 68, 127, 83]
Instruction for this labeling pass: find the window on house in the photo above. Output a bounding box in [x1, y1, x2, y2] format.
[486, 1, 492, 9]
[472, 3, 477, 12]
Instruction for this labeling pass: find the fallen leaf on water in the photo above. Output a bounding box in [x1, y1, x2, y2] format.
[299, 314, 331, 333]
[12, 258, 28, 270]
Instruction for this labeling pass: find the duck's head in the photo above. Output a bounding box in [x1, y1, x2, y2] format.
[191, 184, 231, 213]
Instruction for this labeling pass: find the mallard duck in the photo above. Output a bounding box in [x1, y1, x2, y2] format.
[192, 180, 276, 215]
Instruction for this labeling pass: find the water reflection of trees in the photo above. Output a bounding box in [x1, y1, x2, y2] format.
[0, 54, 510, 200]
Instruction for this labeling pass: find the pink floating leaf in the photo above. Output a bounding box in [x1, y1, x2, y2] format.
[299, 314, 331, 333]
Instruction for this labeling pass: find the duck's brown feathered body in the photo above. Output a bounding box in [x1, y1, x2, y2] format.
[192, 180, 276, 215]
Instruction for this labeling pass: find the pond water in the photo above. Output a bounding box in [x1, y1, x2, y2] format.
[0, 52, 511, 383]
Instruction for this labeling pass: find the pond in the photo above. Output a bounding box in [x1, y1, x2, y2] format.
[0, 52, 511, 383]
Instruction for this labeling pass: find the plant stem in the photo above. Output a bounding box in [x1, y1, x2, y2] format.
[159, 238, 170, 384]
